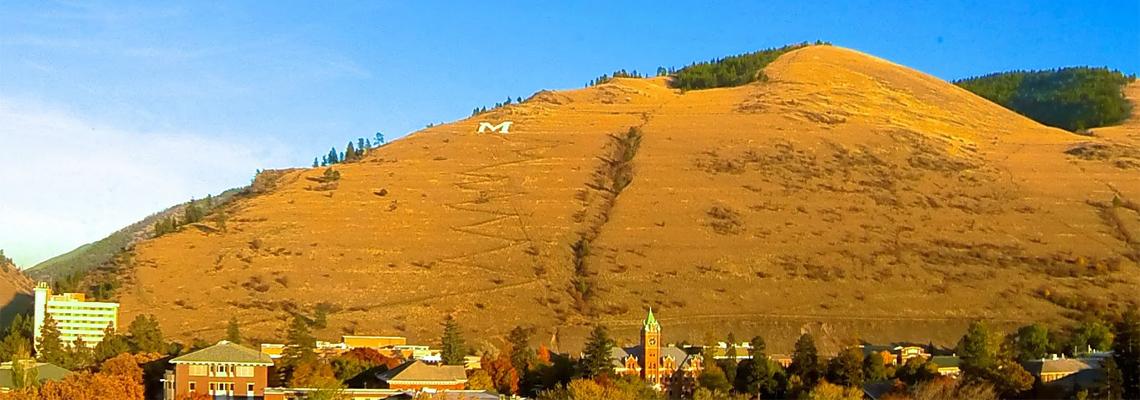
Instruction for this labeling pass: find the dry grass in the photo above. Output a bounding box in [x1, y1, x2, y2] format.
[114, 46, 1140, 352]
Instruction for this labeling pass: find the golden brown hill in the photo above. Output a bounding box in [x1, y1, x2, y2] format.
[116, 46, 1139, 353]
[1, 263, 34, 327]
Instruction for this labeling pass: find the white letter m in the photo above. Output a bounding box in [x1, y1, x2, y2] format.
[477, 121, 513, 134]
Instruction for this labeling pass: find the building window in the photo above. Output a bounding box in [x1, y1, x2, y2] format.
[189, 365, 207, 376]
[247, 382, 255, 394]
[236, 366, 255, 377]
[189, 382, 196, 392]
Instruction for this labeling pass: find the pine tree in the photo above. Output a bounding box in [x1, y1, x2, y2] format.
[94, 323, 130, 362]
[65, 336, 94, 370]
[508, 326, 535, 373]
[227, 316, 242, 344]
[365, 138, 372, 149]
[345, 142, 357, 161]
[517, 97, 522, 103]
[375, 132, 385, 145]
[283, 314, 316, 368]
[789, 333, 821, 387]
[313, 303, 329, 329]
[721, 332, 738, 385]
[957, 321, 995, 377]
[183, 199, 203, 224]
[36, 311, 65, 365]
[313, 157, 319, 168]
[8, 347, 36, 391]
[440, 316, 466, 365]
[128, 314, 166, 354]
[327, 148, 339, 164]
[357, 138, 366, 156]
[1114, 308, 1140, 399]
[579, 325, 613, 378]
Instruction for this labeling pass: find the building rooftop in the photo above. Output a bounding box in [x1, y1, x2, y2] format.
[171, 341, 273, 365]
[1025, 358, 1096, 375]
[0, 361, 72, 389]
[929, 355, 960, 368]
[377, 360, 467, 383]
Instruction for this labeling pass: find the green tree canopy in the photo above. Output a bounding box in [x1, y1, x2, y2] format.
[1013, 323, 1050, 362]
[826, 345, 864, 387]
[440, 316, 466, 366]
[579, 325, 614, 378]
[790, 333, 822, 386]
[955, 67, 1134, 131]
[127, 314, 166, 354]
[1113, 308, 1140, 399]
[508, 326, 535, 373]
[227, 316, 242, 345]
[36, 312, 65, 365]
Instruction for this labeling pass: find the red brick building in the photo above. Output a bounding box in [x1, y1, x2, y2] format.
[164, 341, 274, 399]
[376, 360, 467, 391]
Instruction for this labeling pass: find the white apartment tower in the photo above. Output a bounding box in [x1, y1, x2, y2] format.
[33, 282, 120, 350]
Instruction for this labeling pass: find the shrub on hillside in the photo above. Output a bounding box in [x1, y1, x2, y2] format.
[955, 67, 1134, 131]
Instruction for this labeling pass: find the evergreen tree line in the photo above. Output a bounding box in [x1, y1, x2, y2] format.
[153, 194, 225, 237]
[472, 95, 526, 117]
[955, 67, 1135, 131]
[0, 249, 13, 272]
[587, 69, 650, 87]
[669, 42, 818, 91]
[426, 307, 1140, 400]
[313, 133, 386, 168]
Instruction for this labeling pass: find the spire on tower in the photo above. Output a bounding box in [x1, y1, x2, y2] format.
[643, 307, 660, 331]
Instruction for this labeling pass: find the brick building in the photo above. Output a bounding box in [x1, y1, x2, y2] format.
[164, 341, 274, 399]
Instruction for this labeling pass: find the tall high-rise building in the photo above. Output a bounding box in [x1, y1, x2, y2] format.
[33, 282, 119, 350]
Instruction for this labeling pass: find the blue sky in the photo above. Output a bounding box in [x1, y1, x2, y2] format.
[1, 0, 1137, 267]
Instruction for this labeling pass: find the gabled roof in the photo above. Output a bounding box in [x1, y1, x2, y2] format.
[1025, 358, 1095, 375]
[170, 341, 274, 365]
[0, 362, 72, 388]
[930, 355, 960, 368]
[378, 360, 467, 383]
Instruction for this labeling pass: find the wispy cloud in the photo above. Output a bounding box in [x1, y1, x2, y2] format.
[0, 96, 289, 268]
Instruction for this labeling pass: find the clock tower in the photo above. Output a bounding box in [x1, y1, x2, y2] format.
[641, 307, 661, 385]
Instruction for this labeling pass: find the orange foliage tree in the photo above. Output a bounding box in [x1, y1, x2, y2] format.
[536, 344, 551, 365]
[481, 349, 519, 395]
[37, 371, 144, 400]
[341, 347, 402, 369]
[289, 360, 339, 388]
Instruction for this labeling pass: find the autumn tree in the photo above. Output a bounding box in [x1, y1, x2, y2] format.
[38, 371, 144, 400]
[806, 380, 863, 400]
[482, 349, 520, 395]
[289, 359, 339, 388]
[441, 316, 466, 366]
[697, 363, 732, 393]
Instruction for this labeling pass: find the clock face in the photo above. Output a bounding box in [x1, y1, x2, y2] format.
[649, 338, 656, 345]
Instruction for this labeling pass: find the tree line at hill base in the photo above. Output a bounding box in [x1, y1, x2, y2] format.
[955, 68, 1135, 132]
[1, 303, 1137, 400]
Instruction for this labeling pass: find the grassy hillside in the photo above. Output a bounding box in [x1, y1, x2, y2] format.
[0, 256, 33, 330]
[955, 67, 1134, 131]
[27, 188, 246, 284]
[112, 45, 1139, 353]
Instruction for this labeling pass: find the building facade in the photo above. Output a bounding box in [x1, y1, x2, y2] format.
[611, 309, 702, 395]
[165, 341, 274, 399]
[33, 282, 119, 349]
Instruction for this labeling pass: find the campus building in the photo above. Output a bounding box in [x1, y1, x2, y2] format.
[32, 282, 119, 349]
[165, 341, 274, 399]
[611, 308, 702, 394]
